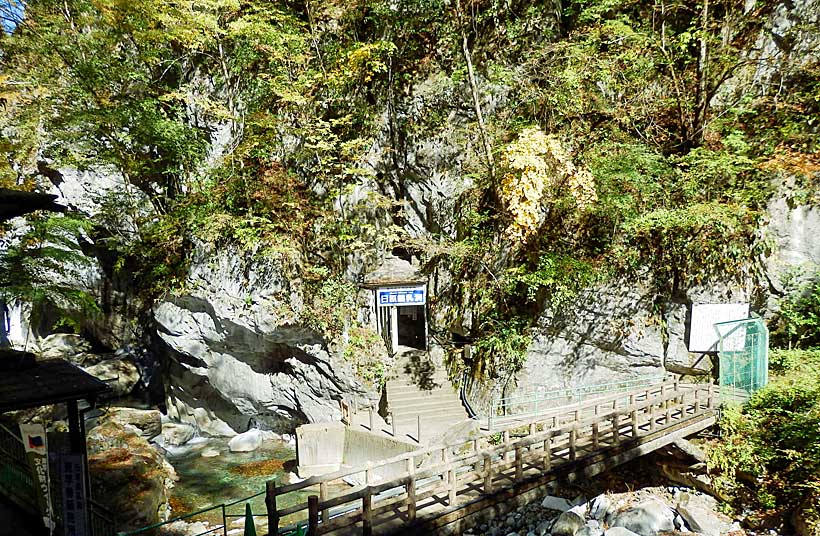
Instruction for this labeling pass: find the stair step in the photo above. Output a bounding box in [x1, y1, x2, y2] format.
[395, 407, 467, 423]
[388, 389, 459, 402]
[389, 399, 464, 415]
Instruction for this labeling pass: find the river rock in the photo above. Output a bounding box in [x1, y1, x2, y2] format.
[610, 498, 675, 536]
[201, 448, 220, 458]
[551, 511, 586, 536]
[605, 528, 641, 536]
[87, 421, 176, 531]
[676, 493, 734, 536]
[84, 358, 140, 396]
[541, 495, 574, 512]
[104, 407, 162, 439]
[228, 428, 264, 452]
[589, 494, 611, 521]
[162, 422, 196, 446]
[38, 333, 91, 360]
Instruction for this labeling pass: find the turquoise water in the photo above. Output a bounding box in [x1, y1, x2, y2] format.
[165, 437, 315, 530]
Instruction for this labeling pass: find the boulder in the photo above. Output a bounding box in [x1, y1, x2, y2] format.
[38, 333, 91, 360]
[87, 421, 176, 531]
[610, 498, 675, 536]
[605, 529, 641, 536]
[84, 358, 140, 396]
[162, 422, 197, 446]
[589, 494, 611, 521]
[676, 493, 734, 536]
[228, 429, 264, 452]
[551, 511, 586, 536]
[541, 495, 575, 512]
[103, 407, 162, 439]
[201, 448, 220, 458]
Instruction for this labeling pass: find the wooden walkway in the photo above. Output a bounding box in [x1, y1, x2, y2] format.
[268, 381, 719, 535]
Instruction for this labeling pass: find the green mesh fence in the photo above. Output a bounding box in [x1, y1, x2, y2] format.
[715, 317, 769, 404]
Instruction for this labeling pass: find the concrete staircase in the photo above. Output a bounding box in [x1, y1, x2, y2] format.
[385, 350, 468, 442]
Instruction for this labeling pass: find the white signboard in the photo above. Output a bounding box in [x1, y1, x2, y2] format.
[689, 303, 750, 352]
[377, 285, 426, 307]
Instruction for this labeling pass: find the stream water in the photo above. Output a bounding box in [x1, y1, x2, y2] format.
[163, 437, 314, 531]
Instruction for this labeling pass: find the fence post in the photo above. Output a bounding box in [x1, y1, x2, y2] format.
[612, 413, 620, 446]
[488, 399, 494, 431]
[515, 445, 523, 479]
[707, 384, 715, 409]
[592, 422, 599, 449]
[483, 454, 494, 494]
[649, 404, 656, 431]
[448, 464, 457, 506]
[503, 430, 511, 462]
[417, 415, 422, 443]
[319, 481, 329, 525]
[308, 495, 319, 536]
[369, 407, 375, 432]
[543, 434, 552, 471]
[362, 492, 373, 536]
[631, 408, 638, 437]
[265, 480, 279, 535]
[391, 413, 397, 437]
[366, 461, 373, 486]
[406, 457, 416, 521]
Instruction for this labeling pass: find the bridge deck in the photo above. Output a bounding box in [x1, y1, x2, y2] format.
[266, 381, 719, 536]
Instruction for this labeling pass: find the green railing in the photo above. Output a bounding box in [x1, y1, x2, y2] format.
[485, 375, 667, 429]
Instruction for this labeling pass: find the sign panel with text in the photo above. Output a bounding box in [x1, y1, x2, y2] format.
[377, 285, 426, 307]
[19, 423, 53, 531]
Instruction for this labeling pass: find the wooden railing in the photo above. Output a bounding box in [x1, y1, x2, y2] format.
[268, 382, 719, 536]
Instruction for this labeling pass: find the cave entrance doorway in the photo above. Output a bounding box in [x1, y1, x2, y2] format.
[363, 255, 428, 355]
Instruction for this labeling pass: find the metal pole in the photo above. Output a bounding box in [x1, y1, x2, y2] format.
[417, 415, 422, 443]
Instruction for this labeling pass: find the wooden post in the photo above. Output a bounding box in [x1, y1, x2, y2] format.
[569, 428, 577, 461]
[503, 430, 511, 462]
[665, 396, 672, 424]
[707, 384, 715, 409]
[631, 408, 638, 437]
[391, 412, 397, 437]
[592, 422, 599, 449]
[406, 457, 416, 521]
[362, 492, 373, 536]
[417, 414, 422, 443]
[366, 461, 373, 486]
[649, 404, 656, 431]
[483, 454, 494, 494]
[529, 423, 536, 436]
[266, 480, 279, 535]
[612, 413, 620, 445]
[543, 434, 552, 471]
[319, 481, 329, 525]
[369, 407, 375, 431]
[448, 465, 457, 505]
[515, 445, 523, 479]
[308, 495, 319, 536]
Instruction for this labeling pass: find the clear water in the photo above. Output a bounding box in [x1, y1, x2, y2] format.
[164, 437, 316, 531]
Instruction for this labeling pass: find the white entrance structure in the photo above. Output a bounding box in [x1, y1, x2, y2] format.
[363, 255, 428, 354]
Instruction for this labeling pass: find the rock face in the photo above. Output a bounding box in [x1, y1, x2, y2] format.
[87, 421, 176, 531]
[154, 242, 371, 435]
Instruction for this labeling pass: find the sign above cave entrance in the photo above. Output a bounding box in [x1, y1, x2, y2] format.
[377, 285, 426, 307]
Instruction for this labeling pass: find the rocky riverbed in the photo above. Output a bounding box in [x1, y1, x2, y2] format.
[469, 485, 742, 536]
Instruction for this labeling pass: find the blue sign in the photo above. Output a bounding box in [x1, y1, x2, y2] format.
[377, 286, 426, 307]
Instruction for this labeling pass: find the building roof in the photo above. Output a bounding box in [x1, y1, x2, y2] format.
[362, 255, 425, 288]
[0, 355, 111, 412]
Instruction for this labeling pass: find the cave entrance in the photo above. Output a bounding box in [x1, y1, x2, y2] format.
[362, 255, 428, 354]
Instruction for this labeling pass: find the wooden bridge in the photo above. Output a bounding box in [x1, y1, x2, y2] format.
[264, 380, 719, 536]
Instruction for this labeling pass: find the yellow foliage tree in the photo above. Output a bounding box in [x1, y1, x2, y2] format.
[498, 127, 598, 242]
